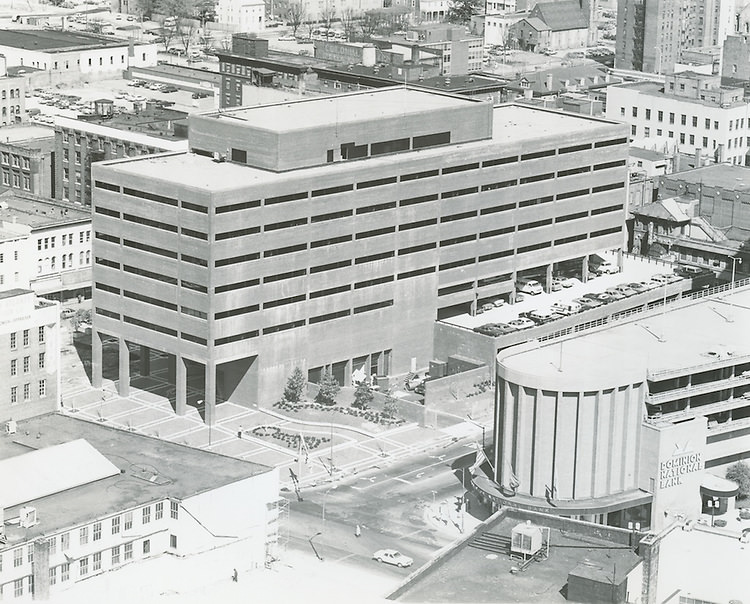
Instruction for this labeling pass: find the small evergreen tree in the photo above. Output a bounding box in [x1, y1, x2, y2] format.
[316, 370, 340, 406]
[352, 380, 374, 410]
[283, 367, 306, 403]
[727, 461, 750, 499]
[382, 392, 398, 419]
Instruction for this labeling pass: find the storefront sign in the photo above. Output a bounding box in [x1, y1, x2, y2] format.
[659, 451, 703, 489]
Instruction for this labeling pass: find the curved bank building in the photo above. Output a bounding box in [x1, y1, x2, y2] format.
[475, 285, 750, 532]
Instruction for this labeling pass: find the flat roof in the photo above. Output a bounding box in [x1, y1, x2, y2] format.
[102, 101, 621, 190]
[666, 164, 750, 190]
[0, 29, 128, 52]
[0, 191, 91, 229]
[499, 286, 750, 383]
[395, 510, 640, 602]
[0, 439, 120, 509]
[0, 413, 272, 546]
[205, 87, 479, 132]
[0, 125, 55, 146]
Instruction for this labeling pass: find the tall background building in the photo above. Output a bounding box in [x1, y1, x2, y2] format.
[616, 0, 733, 74]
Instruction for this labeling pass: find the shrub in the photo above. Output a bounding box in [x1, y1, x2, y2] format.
[283, 367, 307, 403]
[352, 380, 374, 410]
[727, 461, 750, 499]
[316, 370, 340, 406]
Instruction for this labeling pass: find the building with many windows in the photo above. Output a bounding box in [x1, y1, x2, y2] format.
[0, 125, 55, 198]
[481, 284, 750, 533]
[615, 0, 734, 74]
[0, 288, 59, 424]
[54, 104, 188, 205]
[0, 191, 91, 301]
[0, 56, 26, 126]
[606, 71, 750, 166]
[89, 87, 628, 425]
[0, 413, 279, 601]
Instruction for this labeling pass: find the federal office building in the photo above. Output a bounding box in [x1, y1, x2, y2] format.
[90, 87, 628, 423]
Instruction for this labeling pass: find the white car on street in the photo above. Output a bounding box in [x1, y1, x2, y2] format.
[373, 549, 413, 567]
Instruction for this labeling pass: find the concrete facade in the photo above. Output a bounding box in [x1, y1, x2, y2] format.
[89, 87, 628, 425]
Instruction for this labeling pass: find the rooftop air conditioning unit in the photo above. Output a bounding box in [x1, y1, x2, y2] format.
[19, 506, 37, 528]
[5, 420, 16, 435]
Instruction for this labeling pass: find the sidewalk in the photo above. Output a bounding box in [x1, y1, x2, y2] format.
[51, 540, 398, 604]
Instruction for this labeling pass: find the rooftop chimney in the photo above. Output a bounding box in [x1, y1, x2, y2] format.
[546, 73, 553, 90]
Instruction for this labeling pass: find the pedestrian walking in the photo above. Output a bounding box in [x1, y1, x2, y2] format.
[232, 568, 238, 582]
[355, 524, 361, 538]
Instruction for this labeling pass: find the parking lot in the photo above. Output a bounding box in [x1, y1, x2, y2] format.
[445, 252, 687, 331]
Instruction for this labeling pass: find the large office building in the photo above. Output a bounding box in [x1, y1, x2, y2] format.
[0, 413, 279, 601]
[90, 87, 628, 424]
[481, 285, 750, 533]
[606, 71, 750, 166]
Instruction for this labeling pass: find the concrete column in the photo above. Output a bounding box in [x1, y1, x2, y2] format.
[167, 355, 176, 384]
[205, 360, 216, 426]
[500, 379, 516, 491]
[176, 355, 187, 416]
[139, 345, 150, 376]
[582, 255, 589, 283]
[91, 329, 103, 389]
[344, 360, 352, 387]
[545, 263, 553, 293]
[117, 337, 130, 397]
[510, 270, 519, 303]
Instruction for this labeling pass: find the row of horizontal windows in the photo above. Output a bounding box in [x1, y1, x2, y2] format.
[124, 289, 177, 311]
[97, 143, 624, 218]
[215, 304, 259, 319]
[201, 140, 624, 212]
[264, 268, 307, 283]
[215, 278, 259, 293]
[218, 298, 396, 341]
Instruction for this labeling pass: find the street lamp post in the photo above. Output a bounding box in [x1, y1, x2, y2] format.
[322, 484, 338, 522]
[466, 416, 486, 450]
[708, 497, 719, 527]
[731, 257, 742, 289]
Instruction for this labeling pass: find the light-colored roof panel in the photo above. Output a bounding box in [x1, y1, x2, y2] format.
[206, 87, 477, 132]
[0, 439, 120, 509]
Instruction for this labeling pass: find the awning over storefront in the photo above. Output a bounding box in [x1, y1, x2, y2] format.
[700, 473, 739, 498]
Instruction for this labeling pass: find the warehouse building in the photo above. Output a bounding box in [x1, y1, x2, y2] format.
[90, 87, 628, 424]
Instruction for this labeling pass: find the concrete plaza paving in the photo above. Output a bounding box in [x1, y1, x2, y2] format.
[60, 320, 490, 489]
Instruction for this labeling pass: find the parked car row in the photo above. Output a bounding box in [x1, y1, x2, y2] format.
[127, 80, 179, 93]
[474, 273, 684, 336]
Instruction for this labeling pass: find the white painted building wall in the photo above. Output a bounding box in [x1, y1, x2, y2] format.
[606, 84, 750, 165]
[0, 43, 158, 76]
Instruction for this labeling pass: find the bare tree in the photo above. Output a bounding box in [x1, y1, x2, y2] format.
[340, 6, 360, 41]
[278, 0, 307, 36]
[360, 9, 382, 37]
[157, 0, 211, 51]
[319, 0, 336, 33]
